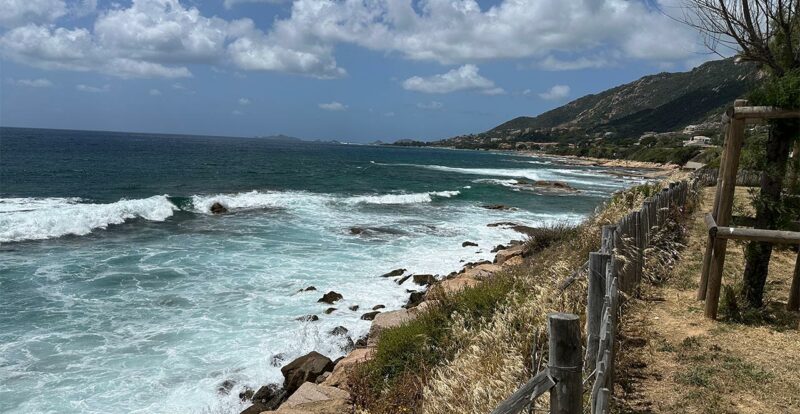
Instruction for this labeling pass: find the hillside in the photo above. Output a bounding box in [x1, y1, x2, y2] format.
[421, 58, 757, 154]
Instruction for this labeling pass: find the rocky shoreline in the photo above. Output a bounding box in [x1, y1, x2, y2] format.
[510, 151, 678, 178]
[235, 225, 534, 414]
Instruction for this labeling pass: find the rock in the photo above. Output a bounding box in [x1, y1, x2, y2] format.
[296, 314, 319, 322]
[380, 268, 406, 278]
[329, 326, 348, 336]
[412, 274, 436, 286]
[515, 179, 577, 193]
[511, 225, 539, 237]
[368, 309, 417, 346]
[503, 256, 524, 266]
[372, 304, 385, 310]
[415, 300, 440, 313]
[491, 244, 506, 253]
[462, 241, 478, 247]
[317, 291, 343, 304]
[482, 204, 515, 210]
[396, 274, 412, 285]
[281, 352, 335, 395]
[238, 387, 255, 401]
[494, 245, 525, 265]
[300, 286, 317, 292]
[218, 379, 236, 395]
[428, 277, 479, 298]
[355, 336, 368, 347]
[462, 263, 503, 280]
[348, 305, 359, 311]
[271, 353, 287, 367]
[238, 384, 286, 413]
[210, 202, 228, 214]
[323, 308, 336, 314]
[404, 291, 425, 308]
[360, 311, 380, 320]
[315, 372, 331, 384]
[276, 382, 350, 413]
[322, 347, 375, 388]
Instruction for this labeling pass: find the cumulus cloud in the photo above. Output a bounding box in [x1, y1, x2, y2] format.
[319, 101, 347, 111]
[536, 55, 614, 71]
[8, 77, 52, 87]
[0, 0, 67, 28]
[149, 88, 161, 95]
[223, 0, 289, 10]
[0, 0, 701, 79]
[403, 65, 503, 95]
[76, 83, 109, 92]
[417, 101, 443, 110]
[238, 97, 250, 105]
[538, 84, 570, 100]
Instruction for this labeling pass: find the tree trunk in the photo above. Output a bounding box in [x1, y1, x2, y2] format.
[741, 119, 799, 308]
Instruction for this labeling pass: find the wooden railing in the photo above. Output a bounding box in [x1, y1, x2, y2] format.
[491, 179, 694, 414]
[694, 168, 762, 188]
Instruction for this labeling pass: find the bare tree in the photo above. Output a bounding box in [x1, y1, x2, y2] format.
[680, 0, 799, 74]
[681, 1, 800, 309]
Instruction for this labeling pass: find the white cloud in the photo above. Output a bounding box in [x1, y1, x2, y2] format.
[536, 55, 614, 71]
[76, 83, 109, 92]
[232, 109, 243, 115]
[0, 0, 67, 28]
[319, 101, 346, 111]
[238, 97, 250, 105]
[417, 101, 443, 110]
[403, 64, 503, 95]
[149, 88, 161, 95]
[0, 0, 701, 79]
[9, 77, 52, 87]
[538, 84, 570, 100]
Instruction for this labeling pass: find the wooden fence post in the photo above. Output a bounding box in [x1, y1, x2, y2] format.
[601, 225, 616, 254]
[548, 313, 583, 414]
[705, 112, 746, 319]
[789, 250, 800, 311]
[586, 252, 610, 373]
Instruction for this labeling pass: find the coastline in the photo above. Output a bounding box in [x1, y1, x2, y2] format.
[237, 225, 534, 413]
[510, 151, 679, 176]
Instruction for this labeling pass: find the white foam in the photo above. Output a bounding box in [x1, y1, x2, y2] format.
[344, 190, 460, 205]
[190, 190, 332, 213]
[0, 196, 177, 243]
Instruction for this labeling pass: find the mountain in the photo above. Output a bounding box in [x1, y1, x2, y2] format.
[258, 134, 305, 142]
[426, 58, 758, 150]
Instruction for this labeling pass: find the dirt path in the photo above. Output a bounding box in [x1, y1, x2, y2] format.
[613, 187, 800, 414]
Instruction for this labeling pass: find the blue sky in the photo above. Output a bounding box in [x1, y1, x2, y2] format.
[0, 0, 711, 142]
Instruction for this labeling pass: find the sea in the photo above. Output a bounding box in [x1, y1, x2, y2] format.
[0, 127, 643, 413]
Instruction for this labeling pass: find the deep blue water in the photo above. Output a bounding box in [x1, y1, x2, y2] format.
[0, 127, 641, 413]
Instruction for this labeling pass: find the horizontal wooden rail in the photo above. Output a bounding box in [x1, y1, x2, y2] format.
[704, 213, 800, 244]
[728, 106, 800, 120]
[490, 369, 555, 414]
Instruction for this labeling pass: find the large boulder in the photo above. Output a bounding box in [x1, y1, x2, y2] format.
[427, 277, 479, 298]
[368, 309, 417, 346]
[322, 347, 374, 389]
[494, 245, 525, 265]
[317, 291, 343, 304]
[462, 263, 503, 280]
[404, 291, 425, 308]
[270, 383, 350, 413]
[281, 352, 335, 395]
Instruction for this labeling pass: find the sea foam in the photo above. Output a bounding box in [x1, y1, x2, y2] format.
[0, 196, 177, 243]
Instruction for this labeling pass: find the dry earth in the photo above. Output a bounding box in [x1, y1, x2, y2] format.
[614, 187, 800, 414]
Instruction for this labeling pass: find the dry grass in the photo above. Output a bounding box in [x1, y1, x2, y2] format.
[615, 186, 800, 414]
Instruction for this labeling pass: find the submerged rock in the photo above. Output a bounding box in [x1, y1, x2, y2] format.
[396, 274, 412, 285]
[462, 241, 478, 247]
[348, 305, 359, 311]
[318, 291, 343, 304]
[380, 268, 406, 278]
[323, 307, 336, 314]
[482, 204, 515, 210]
[270, 353, 286, 367]
[217, 379, 236, 395]
[300, 286, 317, 292]
[210, 202, 228, 214]
[405, 291, 425, 308]
[238, 384, 286, 413]
[372, 304, 385, 310]
[296, 314, 319, 322]
[281, 351, 335, 395]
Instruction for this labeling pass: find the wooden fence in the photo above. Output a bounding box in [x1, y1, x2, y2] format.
[694, 168, 762, 188]
[491, 179, 694, 414]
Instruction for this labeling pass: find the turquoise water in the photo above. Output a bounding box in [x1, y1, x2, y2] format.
[0, 127, 642, 413]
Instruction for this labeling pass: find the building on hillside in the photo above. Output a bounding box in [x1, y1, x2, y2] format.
[683, 135, 714, 147]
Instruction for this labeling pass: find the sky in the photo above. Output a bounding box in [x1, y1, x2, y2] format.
[0, 0, 713, 142]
